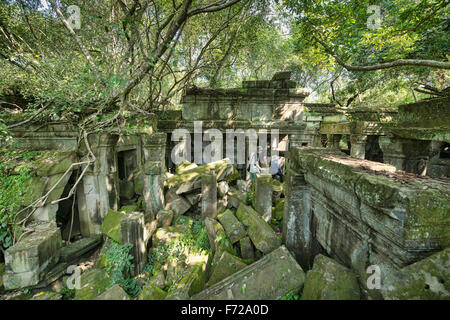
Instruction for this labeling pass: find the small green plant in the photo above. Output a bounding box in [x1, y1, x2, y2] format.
[246, 183, 256, 209]
[105, 240, 141, 297]
[60, 287, 76, 300]
[0, 150, 40, 250]
[281, 290, 300, 300]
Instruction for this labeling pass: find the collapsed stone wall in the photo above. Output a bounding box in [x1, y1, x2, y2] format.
[283, 147, 449, 298]
[2, 129, 167, 290]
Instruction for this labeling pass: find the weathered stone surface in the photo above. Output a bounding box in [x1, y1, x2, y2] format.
[96, 284, 130, 300]
[167, 263, 210, 298]
[32, 204, 58, 222]
[31, 291, 63, 300]
[74, 268, 111, 300]
[206, 251, 247, 288]
[60, 236, 102, 263]
[133, 170, 145, 195]
[218, 181, 230, 197]
[121, 212, 147, 275]
[185, 192, 202, 206]
[217, 210, 247, 244]
[284, 147, 450, 283]
[165, 189, 191, 216]
[217, 197, 228, 214]
[301, 254, 360, 300]
[255, 176, 273, 222]
[239, 237, 255, 260]
[152, 225, 190, 248]
[148, 270, 166, 289]
[156, 209, 174, 228]
[192, 246, 305, 300]
[100, 210, 124, 243]
[381, 247, 450, 300]
[227, 188, 247, 209]
[35, 152, 77, 177]
[201, 172, 217, 220]
[236, 203, 281, 254]
[138, 284, 168, 300]
[165, 159, 234, 194]
[3, 226, 61, 290]
[176, 160, 198, 174]
[204, 217, 235, 255]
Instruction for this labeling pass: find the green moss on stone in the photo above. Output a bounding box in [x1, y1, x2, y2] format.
[100, 210, 124, 243]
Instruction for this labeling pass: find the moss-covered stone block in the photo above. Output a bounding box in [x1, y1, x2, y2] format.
[301, 254, 360, 300]
[35, 152, 76, 177]
[382, 247, 450, 300]
[217, 210, 247, 244]
[96, 284, 130, 300]
[236, 203, 281, 254]
[100, 210, 124, 243]
[151, 225, 190, 248]
[206, 251, 247, 288]
[74, 268, 111, 300]
[138, 284, 168, 300]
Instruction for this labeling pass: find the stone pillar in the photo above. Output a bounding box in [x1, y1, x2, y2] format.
[201, 170, 217, 220]
[255, 175, 273, 223]
[350, 134, 368, 159]
[77, 133, 119, 237]
[141, 133, 166, 221]
[379, 136, 431, 174]
[121, 212, 146, 276]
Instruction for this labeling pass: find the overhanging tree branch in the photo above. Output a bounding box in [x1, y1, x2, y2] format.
[310, 31, 450, 71]
[49, 0, 100, 75]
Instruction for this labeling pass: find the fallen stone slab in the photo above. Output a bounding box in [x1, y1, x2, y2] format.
[74, 268, 111, 300]
[3, 226, 62, 290]
[96, 284, 130, 300]
[138, 284, 168, 300]
[217, 210, 247, 244]
[239, 237, 255, 261]
[191, 246, 305, 300]
[227, 188, 247, 209]
[204, 218, 235, 255]
[381, 247, 450, 300]
[201, 171, 217, 220]
[152, 225, 191, 248]
[176, 160, 198, 174]
[101, 210, 148, 275]
[30, 262, 69, 289]
[255, 176, 273, 223]
[236, 203, 281, 254]
[301, 254, 360, 300]
[165, 159, 234, 195]
[185, 192, 202, 206]
[4, 227, 61, 274]
[206, 251, 247, 288]
[166, 263, 209, 299]
[165, 189, 191, 215]
[156, 210, 174, 228]
[60, 235, 102, 264]
[218, 181, 230, 197]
